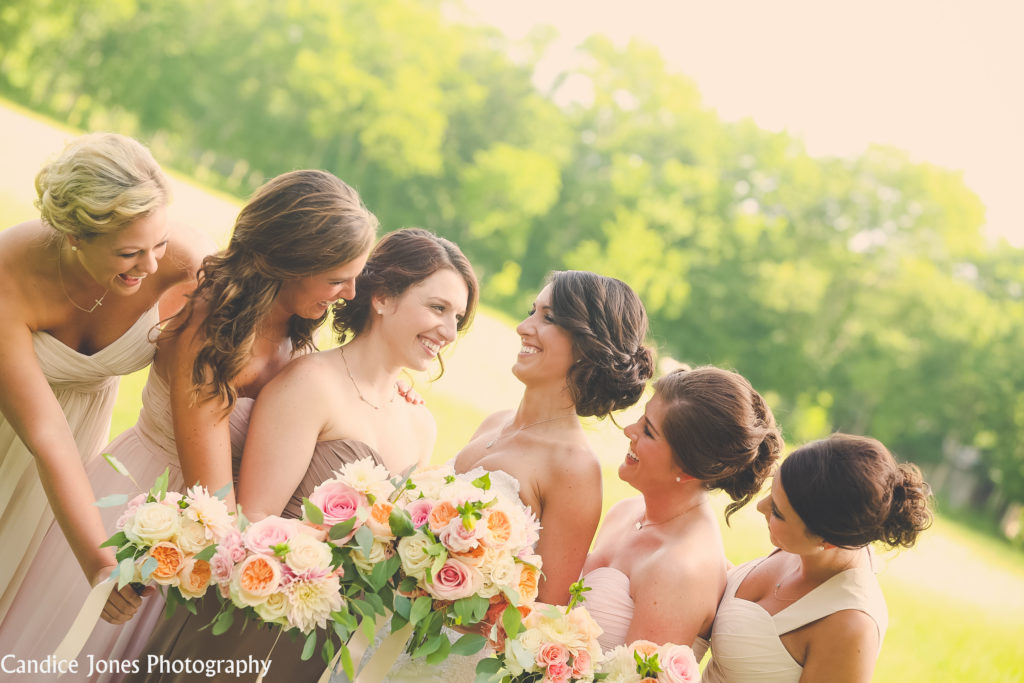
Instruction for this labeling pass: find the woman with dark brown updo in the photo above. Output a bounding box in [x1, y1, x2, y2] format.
[455, 270, 654, 606]
[377, 270, 653, 683]
[702, 433, 933, 683]
[581, 366, 783, 660]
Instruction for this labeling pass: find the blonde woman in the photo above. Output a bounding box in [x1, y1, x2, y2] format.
[0, 132, 206, 626]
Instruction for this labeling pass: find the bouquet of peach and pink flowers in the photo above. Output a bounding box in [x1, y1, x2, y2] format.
[209, 457, 402, 670]
[597, 640, 701, 683]
[386, 464, 542, 663]
[475, 581, 603, 683]
[99, 466, 232, 611]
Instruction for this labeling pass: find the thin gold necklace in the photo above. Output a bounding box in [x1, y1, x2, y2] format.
[58, 244, 109, 313]
[339, 345, 396, 410]
[485, 414, 575, 449]
[635, 498, 705, 531]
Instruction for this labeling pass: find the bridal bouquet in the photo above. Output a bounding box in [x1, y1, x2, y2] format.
[210, 457, 401, 668]
[100, 467, 232, 610]
[475, 582, 603, 683]
[387, 464, 542, 663]
[597, 640, 700, 683]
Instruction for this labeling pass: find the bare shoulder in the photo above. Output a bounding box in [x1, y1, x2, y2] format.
[546, 440, 601, 481]
[815, 608, 878, 644]
[163, 221, 215, 282]
[0, 221, 53, 324]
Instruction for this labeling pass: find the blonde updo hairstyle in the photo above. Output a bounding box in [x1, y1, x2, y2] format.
[35, 132, 170, 239]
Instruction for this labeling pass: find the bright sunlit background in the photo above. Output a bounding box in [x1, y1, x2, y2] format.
[461, 0, 1024, 245]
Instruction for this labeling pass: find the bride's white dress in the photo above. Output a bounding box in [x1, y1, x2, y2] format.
[332, 467, 526, 683]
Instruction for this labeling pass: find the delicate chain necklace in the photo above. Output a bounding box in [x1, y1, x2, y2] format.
[485, 414, 575, 449]
[772, 565, 802, 602]
[773, 552, 860, 601]
[339, 345, 397, 410]
[635, 498, 705, 531]
[57, 243, 109, 313]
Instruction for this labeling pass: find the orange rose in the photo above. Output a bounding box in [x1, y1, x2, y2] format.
[367, 501, 395, 537]
[481, 510, 512, 548]
[427, 501, 459, 532]
[632, 640, 660, 657]
[516, 562, 540, 603]
[148, 542, 185, 585]
[233, 554, 282, 606]
[451, 543, 487, 567]
[178, 558, 212, 599]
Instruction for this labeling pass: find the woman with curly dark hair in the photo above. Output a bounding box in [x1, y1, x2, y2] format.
[702, 434, 932, 683]
[580, 366, 783, 660]
[454, 270, 654, 606]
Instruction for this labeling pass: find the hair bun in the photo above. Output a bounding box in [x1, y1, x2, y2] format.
[881, 463, 933, 548]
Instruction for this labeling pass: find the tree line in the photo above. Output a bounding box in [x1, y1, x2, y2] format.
[2, 0, 1022, 521]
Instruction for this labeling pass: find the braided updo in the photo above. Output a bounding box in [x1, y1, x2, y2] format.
[780, 433, 933, 549]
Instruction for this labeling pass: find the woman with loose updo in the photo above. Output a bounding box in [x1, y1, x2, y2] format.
[702, 433, 932, 683]
[455, 270, 654, 605]
[581, 366, 783, 658]
[0, 132, 208, 652]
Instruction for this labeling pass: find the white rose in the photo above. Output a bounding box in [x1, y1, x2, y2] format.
[285, 533, 333, 573]
[396, 532, 436, 581]
[124, 501, 181, 545]
[254, 591, 289, 625]
[351, 538, 393, 573]
[175, 518, 210, 554]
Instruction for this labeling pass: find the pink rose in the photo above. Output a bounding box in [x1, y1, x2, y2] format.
[438, 517, 482, 553]
[571, 648, 592, 677]
[243, 516, 297, 554]
[210, 546, 236, 585]
[308, 480, 367, 526]
[658, 644, 700, 683]
[405, 498, 434, 528]
[219, 529, 246, 562]
[426, 558, 483, 601]
[536, 642, 569, 668]
[544, 660, 571, 683]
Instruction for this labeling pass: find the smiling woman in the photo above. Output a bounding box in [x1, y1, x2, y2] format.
[0, 168, 378, 681]
[0, 132, 210, 674]
[116, 228, 479, 683]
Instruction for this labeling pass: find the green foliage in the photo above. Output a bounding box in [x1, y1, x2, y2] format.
[2, 0, 1020, 515]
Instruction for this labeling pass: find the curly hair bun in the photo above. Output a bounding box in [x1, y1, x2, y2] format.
[548, 271, 653, 418]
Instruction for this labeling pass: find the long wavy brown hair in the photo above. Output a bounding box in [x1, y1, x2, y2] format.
[166, 170, 377, 409]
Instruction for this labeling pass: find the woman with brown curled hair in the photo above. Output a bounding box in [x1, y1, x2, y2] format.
[581, 366, 783, 659]
[702, 433, 933, 683]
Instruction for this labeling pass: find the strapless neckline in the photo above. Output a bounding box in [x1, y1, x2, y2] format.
[34, 305, 159, 358]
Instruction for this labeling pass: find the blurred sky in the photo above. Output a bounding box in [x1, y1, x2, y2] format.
[461, 0, 1024, 246]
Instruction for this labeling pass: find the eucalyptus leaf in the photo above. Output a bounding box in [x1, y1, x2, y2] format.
[301, 630, 317, 661]
[95, 493, 132, 508]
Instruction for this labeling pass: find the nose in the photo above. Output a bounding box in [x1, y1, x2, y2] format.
[515, 315, 534, 337]
[142, 248, 159, 274]
[756, 494, 770, 518]
[339, 281, 356, 300]
[439, 313, 458, 343]
[623, 419, 640, 441]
